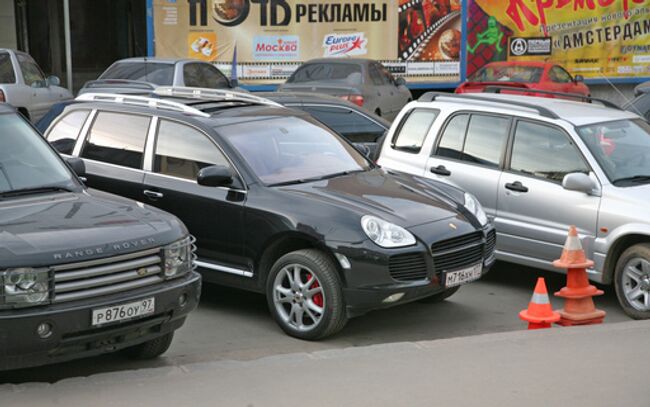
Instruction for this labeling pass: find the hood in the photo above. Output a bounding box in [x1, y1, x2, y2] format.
[0, 189, 186, 268]
[275, 169, 468, 228]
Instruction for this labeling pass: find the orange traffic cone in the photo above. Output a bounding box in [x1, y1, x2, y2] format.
[519, 277, 560, 329]
[553, 226, 606, 326]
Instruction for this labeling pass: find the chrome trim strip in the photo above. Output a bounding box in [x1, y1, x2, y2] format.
[195, 260, 253, 277]
[55, 265, 161, 293]
[54, 275, 163, 303]
[145, 171, 248, 193]
[51, 248, 161, 272]
[54, 255, 161, 282]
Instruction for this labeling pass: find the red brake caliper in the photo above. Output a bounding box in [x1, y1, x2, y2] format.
[309, 276, 323, 307]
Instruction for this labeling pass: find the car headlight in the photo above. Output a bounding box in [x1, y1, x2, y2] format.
[1, 268, 51, 308]
[163, 236, 196, 279]
[361, 215, 416, 248]
[464, 193, 489, 226]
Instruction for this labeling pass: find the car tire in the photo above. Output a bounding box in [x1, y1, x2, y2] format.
[614, 243, 650, 319]
[418, 286, 460, 303]
[266, 249, 347, 340]
[124, 332, 174, 360]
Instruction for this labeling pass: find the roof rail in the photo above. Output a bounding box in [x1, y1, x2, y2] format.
[154, 86, 283, 107]
[483, 86, 622, 110]
[418, 91, 559, 119]
[81, 79, 156, 91]
[75, 93, 210, 117]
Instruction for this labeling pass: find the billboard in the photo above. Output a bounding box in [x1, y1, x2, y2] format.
[152, 0, 463, 83]
[466, 0, 650, 80]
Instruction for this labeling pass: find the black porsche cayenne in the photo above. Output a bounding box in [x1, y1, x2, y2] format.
[44, 88, 496, 339]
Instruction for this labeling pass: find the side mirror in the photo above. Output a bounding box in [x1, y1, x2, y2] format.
[197, 165, 233, 187]
[395, 77, 406, 87]
[562, 172, 596, 195]
[46, 75, 61, 87]
[66, 157, 86, 178]
[353, 143, 372, 159]
[229, 78, 239, 88]
[574, 75, 584, 83]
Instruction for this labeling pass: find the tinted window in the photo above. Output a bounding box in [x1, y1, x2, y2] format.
[288, 63, 362, 84]
[0, 113, 73, 193]
[368, 63, 383, 86]
[0, 53, 16, 84]
[435, 114, 469, 159]
[100, 62, 174, 85]
[183, 63, 230, 88]
[46, 110, 90, 155]
[17, 54, 44, 86]
[379, 65, 395, 85]
[460, 115, 509, 167]
[468, 64, 543, 83]
[155, 120, 230, 180]
[81, 112, 150, 169]
[549, 66, 572, 83]
[392, 109, 438, 153]
[511, 121, 588, 182]
[300, 106, 386, 143]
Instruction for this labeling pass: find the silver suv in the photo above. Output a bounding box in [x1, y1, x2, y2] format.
[378, 92, 650, 318]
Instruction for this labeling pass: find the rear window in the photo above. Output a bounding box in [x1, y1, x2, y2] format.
[100, 62, 174, 85]
[0, 53, 15, 84]
[288, 63, 362, 84]
[468, 65, 543, 83]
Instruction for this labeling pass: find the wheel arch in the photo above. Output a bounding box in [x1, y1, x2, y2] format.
[603, 233, 650, 284]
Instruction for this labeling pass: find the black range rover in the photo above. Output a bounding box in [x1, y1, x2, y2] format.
[45, 88, 496, 340]
[0, 104, 200, 371]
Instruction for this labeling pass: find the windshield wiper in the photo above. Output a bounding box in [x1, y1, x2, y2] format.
[268, 169, 365, 187]
[0, 186, 74, 198]
[612, 175, 650, 186]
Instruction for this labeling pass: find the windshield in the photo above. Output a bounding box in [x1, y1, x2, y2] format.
[468, 65, 543, 83]
[0, 113, 75, 193]
[100, 62, 174, 85]
[288, 63, 362, 84]
[220, 116, 371, 186]
[576, 119, 650, 186]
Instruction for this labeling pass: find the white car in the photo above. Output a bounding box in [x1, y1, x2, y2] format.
[0, 49, 72, 122]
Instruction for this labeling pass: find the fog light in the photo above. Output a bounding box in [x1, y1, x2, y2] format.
[36, 322, 53, 339]
[178, 293, 188, 308]
[382, 293, 405, 303]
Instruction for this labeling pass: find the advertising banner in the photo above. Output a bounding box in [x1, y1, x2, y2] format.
[152, 0, 463, 83]
[466, 0, 650, 80]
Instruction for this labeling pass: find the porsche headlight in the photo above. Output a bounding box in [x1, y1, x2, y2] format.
[361, 215, 416, 248]
[464, 193, 489, 226]
[1, 268, 51, 308]
[163, 236, 195, 279]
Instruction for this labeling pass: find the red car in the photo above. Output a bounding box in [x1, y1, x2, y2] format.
[457, 61, 590, 97]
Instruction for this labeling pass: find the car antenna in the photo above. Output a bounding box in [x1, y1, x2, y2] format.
[599, 73, 641, 115]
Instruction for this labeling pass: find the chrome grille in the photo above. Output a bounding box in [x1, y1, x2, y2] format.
[431, 232, 484, 272]
[485, 229, 497, 258]
[389, 253, 428, 281]
[53, 248, 163, 303]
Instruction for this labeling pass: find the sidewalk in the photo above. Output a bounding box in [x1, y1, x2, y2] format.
[3, 320, 648, 407]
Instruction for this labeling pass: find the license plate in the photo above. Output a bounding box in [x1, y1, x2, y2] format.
[444, 264, 482, 288]
[92, 297, 155, 326]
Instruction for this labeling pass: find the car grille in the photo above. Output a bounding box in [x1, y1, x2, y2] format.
[485, 229, 497, 258]
[388, 253, 428, 281]
[52, 248, 164, 303]
[431, 232, 484, 272]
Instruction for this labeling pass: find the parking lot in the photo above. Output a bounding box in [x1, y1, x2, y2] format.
[1, 261, 628, 384]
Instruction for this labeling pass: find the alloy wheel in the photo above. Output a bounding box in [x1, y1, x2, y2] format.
[272, 264, 325, 332]
[622, 257, 650, 311]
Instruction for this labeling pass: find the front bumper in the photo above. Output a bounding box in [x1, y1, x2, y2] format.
[0, 272, 201, 371]
[332, 223, 496, 318]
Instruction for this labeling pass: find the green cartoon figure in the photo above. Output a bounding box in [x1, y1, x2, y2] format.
[468, 16, 504, 54]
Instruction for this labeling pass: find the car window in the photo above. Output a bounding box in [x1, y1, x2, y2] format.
[46, 110, 90, 155]
[81, 112, 150, 169]
[368, 64, 383, 86]
[391, 109, 438, 153]
[100, 62, 174, 85]
[183, 63, 230, 88]
[288, 63, 362, 84]
[460, 114, 509, 168]
[549, 66, 573, 83]
[155, 120, 230, 181]
[379, 65, 395, 85]
[16, 54, 45, 86]
[468, 65, 543, 83]
[511, 121, 588, 182]
[300, 105, 386, 143]
[434, 114, 469, 159]
[0, 53, 16, 84]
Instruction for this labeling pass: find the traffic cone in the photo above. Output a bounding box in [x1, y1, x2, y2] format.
[553, 226, 606, 326]
[519, 277, 560, 329]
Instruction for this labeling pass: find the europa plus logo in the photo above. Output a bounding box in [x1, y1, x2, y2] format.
[188, 0, 291, 27]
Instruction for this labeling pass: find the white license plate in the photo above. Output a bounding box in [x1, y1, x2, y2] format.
[444, 264, 482, 288]
[92, 297, 155, 326]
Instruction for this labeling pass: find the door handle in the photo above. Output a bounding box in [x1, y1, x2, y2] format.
[430, 165, 451, 176]
[143, 189, 164, 199]
[505, 181, 528, 193]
